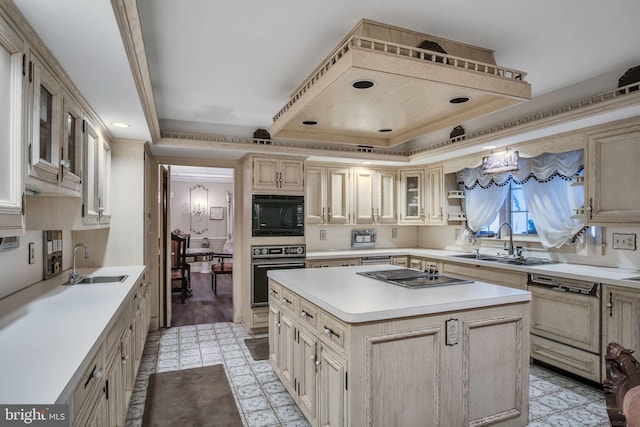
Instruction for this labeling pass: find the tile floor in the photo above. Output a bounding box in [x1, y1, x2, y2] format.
[124, 322, 611, 427]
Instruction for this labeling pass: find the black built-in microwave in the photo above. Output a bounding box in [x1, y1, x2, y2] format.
[251, 195, 304, 237]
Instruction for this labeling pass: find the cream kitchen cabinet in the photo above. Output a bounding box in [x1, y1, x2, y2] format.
[399, 169, 425, 224]
[253, 156, 304, 192]
[59, 91, 83, 195]
[586, 120, 640, 223]
[391, 256, 408, 267]
[70, 272, 149, 427]
[353, 168, 396, 224]
[601, 285, 640, 377]
[25, 51, 63, 193]
[269, 276, 530, 427]
[82, 119, 111, 225]
[268, 279, 349, 427]
[305, 165, 350, 225]
[426, 166, 446, 225]
[0, 13, 25, 237]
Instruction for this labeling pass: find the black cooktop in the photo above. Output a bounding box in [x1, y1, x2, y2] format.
[357, 268, 472, 289]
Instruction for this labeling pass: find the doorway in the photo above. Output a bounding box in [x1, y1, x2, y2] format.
[163, 165, 235, 327]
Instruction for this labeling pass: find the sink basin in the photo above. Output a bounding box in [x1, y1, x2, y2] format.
[452, 254, 555, 266]
[74, 275, 128, 284]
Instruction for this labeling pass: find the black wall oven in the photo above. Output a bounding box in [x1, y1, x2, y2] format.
[251, 244, 306, 307]
[252, 194, 304, 237]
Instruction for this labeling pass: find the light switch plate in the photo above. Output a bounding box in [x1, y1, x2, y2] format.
[612, 233, 636, 250]
[392, 228, 398, 239]
[446, 318, 459, 346]
[319, 230, 326, 240]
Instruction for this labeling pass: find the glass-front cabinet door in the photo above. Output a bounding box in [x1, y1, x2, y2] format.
[0, 14, 25, 236]
[82, 119, 100, 224]
[59, 92, 82, 194]
[399, 169, 424, 224]
[26, 53, 61, 191]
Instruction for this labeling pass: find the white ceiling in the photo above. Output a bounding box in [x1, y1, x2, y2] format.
[11, 0, 640, 162]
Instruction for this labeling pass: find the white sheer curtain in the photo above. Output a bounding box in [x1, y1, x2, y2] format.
[457, 185, 509, 245]
[520, 177, 584, 248]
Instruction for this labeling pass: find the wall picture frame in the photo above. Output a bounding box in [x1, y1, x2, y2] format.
[210, 207, 224, 220]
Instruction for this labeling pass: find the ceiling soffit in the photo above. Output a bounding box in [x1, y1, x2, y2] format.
[270, 19, 531, 147]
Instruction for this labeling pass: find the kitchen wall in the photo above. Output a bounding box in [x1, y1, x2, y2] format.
[306, 224, 418, 251]
[170, 180, 233, 252]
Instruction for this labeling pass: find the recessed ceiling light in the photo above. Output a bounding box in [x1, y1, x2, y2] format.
[483, 145, 497, 150]
[352, 80, 375, 90]
[111, 122, 130, 128]
[449, 96, 470, 104]
[378, 128, 392, 133]
[302, 120, 318, 126]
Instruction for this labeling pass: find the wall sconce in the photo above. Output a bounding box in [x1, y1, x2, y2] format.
[192, 201, 206, 221]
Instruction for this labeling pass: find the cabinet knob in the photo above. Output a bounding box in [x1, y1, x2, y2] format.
[122, 355, 129, 364]
[606, 302, 612, 308]
[93, 370, 103, 380]
[277, 322, 281, 328]
[310, 355, 315, 360]
[301, 311, 306, 317]
[315, 360, 321, 366]
[324, 328, 331, 335]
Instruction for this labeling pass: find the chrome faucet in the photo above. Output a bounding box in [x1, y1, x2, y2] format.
[497, 222, 514, 257]
[69, 243, 89, 283]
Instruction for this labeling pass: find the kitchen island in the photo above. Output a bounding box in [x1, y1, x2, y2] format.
[268, 265, 531, 427]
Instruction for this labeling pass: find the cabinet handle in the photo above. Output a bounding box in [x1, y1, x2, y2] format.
[323, 326, 340, 338]
[376, 208, 381, 222]
[122, 355, 129, 365]
[420, 208, 425, 221]
[322, 207, 326, 223]
[283, 297, 292, 305]
[327, 207, 332, 222]
[609, 291, 613, 317]
[371, 208, 375, 222]
[301, 310, 314, 319]
[270, 288, 279, 296]
[588, 198, 593, 220]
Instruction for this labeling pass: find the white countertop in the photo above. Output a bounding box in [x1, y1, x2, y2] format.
[268, 265, 531, 323]
[307, 248, 640, 289]
[0, 266, 145, 404]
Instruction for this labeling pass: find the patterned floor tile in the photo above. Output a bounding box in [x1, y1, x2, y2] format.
[275, 404, 305, 423]
[239, 395, 271, 413]
[243, 409, 280, 427]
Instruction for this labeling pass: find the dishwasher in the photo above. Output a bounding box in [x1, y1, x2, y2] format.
[527, 273, 602, 382]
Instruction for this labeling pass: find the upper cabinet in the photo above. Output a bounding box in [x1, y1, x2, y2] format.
[353, 168, 396, 224]
[82, 119, 111, 225]
[25, 51, 62, 193]
[586, 119, 640, 223]
[425, 166, 446, 225]
[305, 165, 350, 225]
[59, 91, 83, 194]
[0, 13, 25, 237]
[253, 156, 304, 193]
[399, 169, 425, 224]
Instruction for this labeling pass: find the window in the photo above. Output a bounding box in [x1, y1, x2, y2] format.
[483, 181, 537, 236]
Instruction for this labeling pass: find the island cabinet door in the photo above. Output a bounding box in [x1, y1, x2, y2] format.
[317, 344, 348, 427]
[295, 326, 318, 425]
[279, 312, 297, 396]
[268, 303, 281, 373]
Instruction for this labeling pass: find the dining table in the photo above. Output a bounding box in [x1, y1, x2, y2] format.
[185, 247, 232, 274]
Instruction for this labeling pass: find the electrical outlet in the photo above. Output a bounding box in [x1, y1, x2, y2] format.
[320, 229, 326, 240]
[454, 228, 460, 240]
[612, 233, 636, 250]
[392, 228, 398, 239]
[28, 242, 35, 264]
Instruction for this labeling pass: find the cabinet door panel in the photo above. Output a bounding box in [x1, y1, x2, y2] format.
[327, 167, 350, 224]
[376, 169, 396, 223]
[0, 18, 24, 236]
[426, 166, 445, 224]
[353, 169, 374, 224]
[305, 166, 326, 224]
[60, 93, 83, 193]
[279, 160, 304, 191]
[318, 345, 347, 427]
[279, 313, 296, 395]
[83, 120, 100, 223]
[296, 326, 318, 424]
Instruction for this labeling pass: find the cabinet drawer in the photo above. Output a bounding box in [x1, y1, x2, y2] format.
[268, 280, 282, 305]
[443, 262, 526, 289]
[280, 287, 298, 313]
[72, 345, 105, 418]
[299, 299, 319, 329]
[318, 311, 347, 351]
[531, 335, 601, 383]
[252, 309, 269, 328]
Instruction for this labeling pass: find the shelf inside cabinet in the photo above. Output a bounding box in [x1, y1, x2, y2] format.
[447, 190, 465, 199]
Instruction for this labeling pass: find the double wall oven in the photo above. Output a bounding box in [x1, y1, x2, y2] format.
[251, 244, 306, 307]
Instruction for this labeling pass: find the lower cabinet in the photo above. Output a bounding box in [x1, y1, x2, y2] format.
[602, 284, 640, 377]
[70, 272, 149, 427]
[307, 258, 360, 268]
[443, 261, 527, 289]
[269, 278, 530, 427]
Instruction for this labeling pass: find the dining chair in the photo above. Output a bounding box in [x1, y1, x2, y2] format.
[170, 232, 189, 303]
[211, 245, 233, 295]
[604, 342, 640, 427]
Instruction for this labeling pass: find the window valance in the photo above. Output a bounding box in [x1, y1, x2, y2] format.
[457, 149, 584, 189]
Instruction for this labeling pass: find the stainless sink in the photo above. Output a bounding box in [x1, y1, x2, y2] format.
[73, 275, 128, 284]
[452, 254, 555, 266]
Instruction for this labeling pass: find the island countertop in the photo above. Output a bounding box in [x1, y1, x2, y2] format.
[268, 265, 530, 323]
